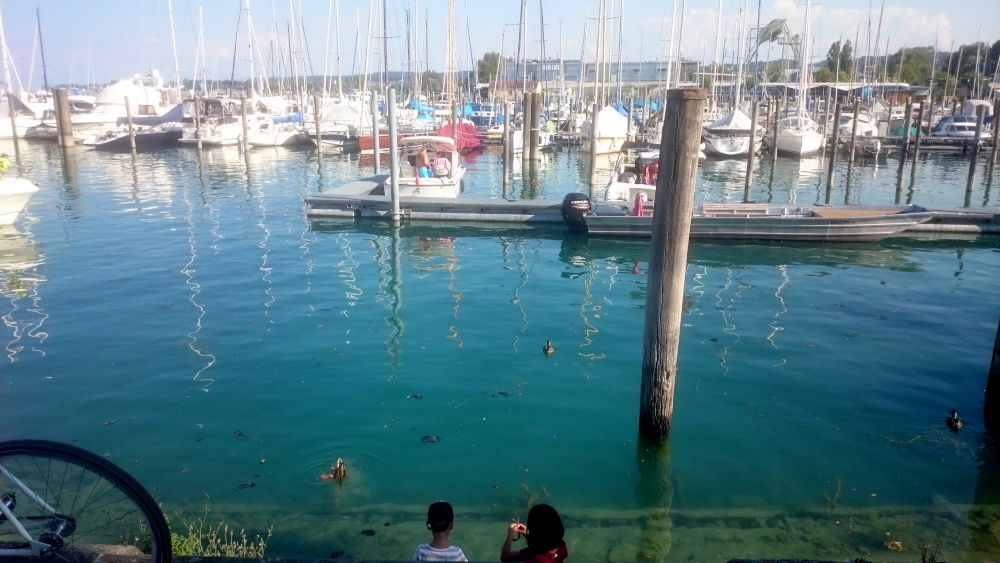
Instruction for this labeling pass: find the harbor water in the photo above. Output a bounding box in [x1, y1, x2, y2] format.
[2, 140, 1000, 562]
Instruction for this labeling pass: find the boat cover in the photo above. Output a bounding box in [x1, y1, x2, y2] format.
[705, 109, 753, 132]
[117, 103, 184, 126]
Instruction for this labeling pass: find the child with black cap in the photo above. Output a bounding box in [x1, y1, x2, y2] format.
[413, 500, 468, 561]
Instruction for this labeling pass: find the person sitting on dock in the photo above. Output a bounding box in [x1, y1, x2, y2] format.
[415, 147, 433, 178]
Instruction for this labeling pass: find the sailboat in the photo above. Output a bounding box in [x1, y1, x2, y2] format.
[774, 0, 824, 157]
[701, 0, 761, 157]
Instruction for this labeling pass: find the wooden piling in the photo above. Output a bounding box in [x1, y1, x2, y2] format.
[826, 103, 842, 197]
[371, 93, 381, 174]
[193, 96, 203, 152]
[502, 101, 510, 196]
[313, 94, 322, 153]
[639, 88, 707, 441]
[744, 100, 758, 200]
[986, 318, 1000, 436]
[54, 87, 74, 148]
[530, 91, 541, 162]
[239, 94, 249, 154]
[588, 102, 599, 187]
[387, 88, 400, 222]
[124, 96, 137, 156]
[6, 92, 20, 159]
[965, 105, 985, 196]
[848, 99, 860, 163]
[899, 100, 913, 161]
[771, 98, 781, 160]
[991, 99, 1000, 167]
[522, 92, 531, 162]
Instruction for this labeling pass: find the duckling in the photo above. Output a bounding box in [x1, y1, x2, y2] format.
[332, 458, 348, 483]
[542, 339, 555, 355]
[947, 410, 964, 432]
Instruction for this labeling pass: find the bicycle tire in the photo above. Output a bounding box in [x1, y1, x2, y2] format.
[0, 439, 171, 563]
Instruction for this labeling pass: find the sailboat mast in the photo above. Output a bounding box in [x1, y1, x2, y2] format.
[335, 0, 342, 97]
[168, 0, 182, 98]
[615, 0, 623, 104]
[517, 0, 527, 94]
[0, 8, 12, 95]
[712, 0, 722, 107]
[36, 8, 49, 92]
[323, 0, 332, 95]
[673, 0, 687, 87]
[362, 2, 373, 94]
[382, 0, 388, 91]
[664, 0, 677, 90]
[797, 0, 811, 115]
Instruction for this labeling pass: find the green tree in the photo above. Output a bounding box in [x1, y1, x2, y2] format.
[477, 52, 509, 83]
[825, 39, 853, 75]
[421, 71, 443, 93]
[840, 39, 853, 74]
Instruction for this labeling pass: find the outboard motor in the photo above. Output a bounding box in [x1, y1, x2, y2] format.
[561, 192, 592, 233]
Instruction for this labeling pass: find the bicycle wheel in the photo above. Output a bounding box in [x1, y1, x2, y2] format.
[0, 439, 171, 563]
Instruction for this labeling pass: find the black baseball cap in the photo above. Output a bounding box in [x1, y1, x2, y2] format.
[426, 501, 454, 532]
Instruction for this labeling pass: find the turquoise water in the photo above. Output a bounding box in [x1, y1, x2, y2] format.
[2, 140, 999, 561]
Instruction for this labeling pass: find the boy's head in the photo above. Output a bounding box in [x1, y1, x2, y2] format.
[426, 500, 454, 533]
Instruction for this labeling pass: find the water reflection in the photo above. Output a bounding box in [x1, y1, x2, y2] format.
[182, 154, 217, 391]
[0, 226, 46, 365]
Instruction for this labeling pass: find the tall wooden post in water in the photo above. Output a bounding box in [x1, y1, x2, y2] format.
[54, 88, 74, 148]
[193, 96, 203, 152]
[522, 92, 531, 163]
[744, 100, 758, 201]
[529, 91, 541, 162]
[124, 96, 137, 157]
[965, 105, 986, 199]
[991, 99, 1000, 167]
[826, 103, 842, 201]
[313, 95, 322, 153]
[6, 92, 20, 159]
[387, 88, 401, 222]
[639, 88, 706, 440]
[371, 93, 381, 174]
[847, 99, 860, 164]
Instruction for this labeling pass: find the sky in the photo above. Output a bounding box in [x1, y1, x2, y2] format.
[0, 0, 997, 89]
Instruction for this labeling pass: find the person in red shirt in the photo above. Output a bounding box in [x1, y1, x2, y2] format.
[500, 504, 568, 562]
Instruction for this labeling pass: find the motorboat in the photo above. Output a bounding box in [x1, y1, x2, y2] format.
[0, 177, 39, 226]
[394, 136, 466, 198]
[561, 195, 934, 242]
[931, 115, 978, 138]
[81, 126, 182, 151]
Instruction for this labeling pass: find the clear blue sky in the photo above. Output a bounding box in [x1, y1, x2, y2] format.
[0, 0, 997, 88]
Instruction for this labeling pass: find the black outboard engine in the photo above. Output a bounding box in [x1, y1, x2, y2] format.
[561, 192, 592, 233]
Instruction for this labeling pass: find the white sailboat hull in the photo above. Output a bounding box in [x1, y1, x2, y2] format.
[775, 129, 824, 156]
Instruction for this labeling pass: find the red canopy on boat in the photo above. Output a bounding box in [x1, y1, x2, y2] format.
[437, 121, 483, 152]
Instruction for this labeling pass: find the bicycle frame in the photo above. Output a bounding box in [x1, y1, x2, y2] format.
[0, 461, 61, 557]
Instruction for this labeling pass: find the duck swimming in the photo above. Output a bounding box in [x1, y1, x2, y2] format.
[947, 410, 964, 431]
[542, 339, 555, 355]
